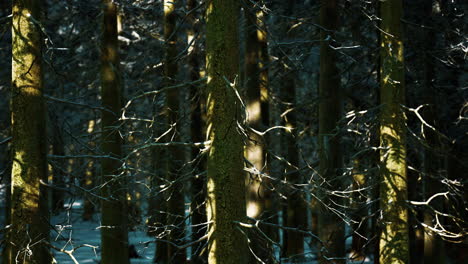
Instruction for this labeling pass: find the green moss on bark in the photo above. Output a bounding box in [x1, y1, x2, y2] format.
[205, 0, 248, 263]
[10, 0, 50, 263]
[379, 0, 409, 263]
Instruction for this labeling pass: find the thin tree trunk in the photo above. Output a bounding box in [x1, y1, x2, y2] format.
[379, 0, 409, 263]
[51, 114, 65, 212]
[187, 0, 207, 262]
[350, 159, 367, 261]
[282, 76, 306, 261]
[10, 1, 50, 263]
[420, 2, 446, 264]
[163, 0, 186, 262]
[100, 2, 129, 263]
[317, 0, 345, 263]
[205, 0, 248, 263]
[2, 146, 11, 264]
[244, 1, 274, 262]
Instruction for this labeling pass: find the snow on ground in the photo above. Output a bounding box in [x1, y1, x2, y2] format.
[51, 200, 156, 264]
[0, 199, 374, 263]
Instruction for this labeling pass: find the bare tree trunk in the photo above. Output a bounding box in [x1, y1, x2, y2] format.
[379, 0, 409, 263]
[187, 0, 207, 263]
[100, 2, 129, 263]
[244, 1, 274, 262]
[163, 0, 186, 262]
[205, 0, 248, 263]
[10, 0, 50, 263]
[317, 1, 345, 263]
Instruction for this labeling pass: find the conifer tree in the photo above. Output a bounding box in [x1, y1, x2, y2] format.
[100, 1, 129, 263]
[205, 0, 248, 263]
[9, 0, 50, 263]
[379, 0, 409, 263]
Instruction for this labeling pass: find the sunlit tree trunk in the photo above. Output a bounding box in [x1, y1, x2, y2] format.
[205, 0, 248, 263]
[244, 1, 274, 262]
[9, 1, 50, 263]
[317, 0, 345, 263]
[187, 0, 207, 263]
[379, 0, 409, 263]
[163, 0, 186, 262]
[100, 1, 129, 263]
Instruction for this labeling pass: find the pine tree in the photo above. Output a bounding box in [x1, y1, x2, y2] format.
[100, 1, 129, 263]
[9, 0, 50, 263]
[205, 0, 248, 262]
[164, 0, 186, 261]
[317, 0, 345, 263]
[244, 1, 274, 261]
[187, 0, 207, 262]
[379, 0, 409, 263]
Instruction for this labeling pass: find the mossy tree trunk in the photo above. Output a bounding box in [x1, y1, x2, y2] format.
[100, 1, 129, 263]
[187, 0, 207, 262]
[317, 0, 345, 263]
[379, 0, 409, 263]
[205, 0, 248, 263]
[163, 0, 186, 262]
[10, 1, 50, 263]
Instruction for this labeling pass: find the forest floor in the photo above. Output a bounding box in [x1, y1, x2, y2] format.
[1, 198, 373, 264]
[50, 200, 155, 264]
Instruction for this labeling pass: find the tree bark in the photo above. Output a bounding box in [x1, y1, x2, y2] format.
[100, 1, 129, 263]
[317, 0, 345, 263]
[163, 0, 186, 262]
[379, 0, 409, 263]
[10, 0, 50, 263]
[205, 0, 248, 263]
[244, 1, 274, 262]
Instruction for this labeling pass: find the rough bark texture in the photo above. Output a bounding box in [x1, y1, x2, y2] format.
[9, 0, 50, 263]
[317, 0, 345, 263]
[379, 0, 409, 263]
[100, 2, 129, 263]
[163, 0, 186, 262]
[205, 0, 248, 263]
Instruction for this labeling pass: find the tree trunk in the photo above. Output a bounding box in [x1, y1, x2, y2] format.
[379, 0, 409, 263]
[244, 1, 274, 262]
[51, 113, 65, 212]
[10, 1, 50, 263]
[420, 2, 446, 263]
[317, 0, 345, 263]
[163, 0, 186, 262]
[205, 0, 248, 263]
[187, 0, 207, 262]
[100, 2, 129, 263]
